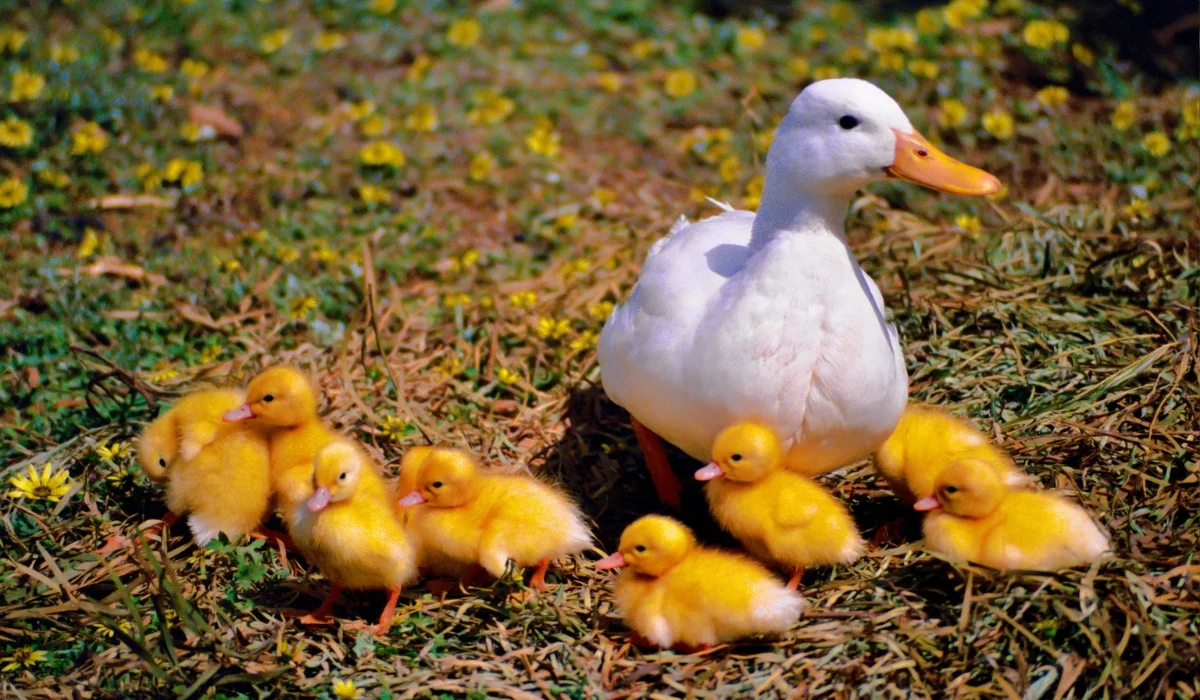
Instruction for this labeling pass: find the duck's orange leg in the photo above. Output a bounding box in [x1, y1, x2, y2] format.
[375, 587, 402, 635]
[786, 567, 805, 591]
[631, 417, 681, 510]
[288, 583, 342, 625]
[529, 557, 551, 591]
[98, 511, 180, 555]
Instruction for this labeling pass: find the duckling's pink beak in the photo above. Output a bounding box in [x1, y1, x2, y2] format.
[694, 462, 724, 481]
[222, 403, 255, 422]
[307, 487, 332, 512]
[913, 496, 941, 512]
[594, 551, 627, 570]
[397, 490, 425, 508]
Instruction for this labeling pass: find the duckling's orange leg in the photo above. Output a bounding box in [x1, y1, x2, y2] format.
[97, 511, 181, 555]
[528, 557, 551, 591]
[786, 567, 805, 591]
[631, 417, 681, 510]
[374, 587, 402, 635]
[290, 583, 342, 625]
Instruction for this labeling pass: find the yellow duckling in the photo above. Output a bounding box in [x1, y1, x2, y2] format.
[109, 389, 271, 551]
[595, 515, 803, 650]
[874, 404, 1029, 503]
[915, 458, 1110, 571]
[695, 422, 864, 588]
[223, 366, 337, 517]
[289, 440, 417, 634]
[397, 448, 590, 589]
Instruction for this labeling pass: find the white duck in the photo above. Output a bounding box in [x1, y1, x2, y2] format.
[598, 79, 1000, 508]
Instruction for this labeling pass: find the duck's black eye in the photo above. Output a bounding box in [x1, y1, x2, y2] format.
[731, 453, 743, 462]
[634, 545, 646, 553]
[944, 485, 959, 494]
[339, 472, 347, 481]
[839, 115, 859, 130]
[158, 458, 167, 467]
[431, 481, 443, 489]
[262, 394, 274, 403]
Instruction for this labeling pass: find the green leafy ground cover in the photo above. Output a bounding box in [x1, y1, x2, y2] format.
[1, 0, 1198, 696]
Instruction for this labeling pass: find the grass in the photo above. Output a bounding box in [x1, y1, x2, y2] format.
[2, 0, 1198, 697]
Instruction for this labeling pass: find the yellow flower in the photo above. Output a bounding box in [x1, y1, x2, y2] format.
[359, 141, 406, 168]
[788, 56, 810, 79]
[664, 69, 697, 99]
[1, 647, 48, 672]
[347, 100, 375, 121]
[840, 46, 868, 65]
[446, 17, 482, 48]
[743, 174, 764, 208]
[718, 155, 740, 184]
[50, 42, 80, 63]
[526, 121, 562, 158]
[358, 114, 389, 137]
[1183, 99, 1200, 128]
[358, 184, 392, 205]
[99, 27, 123, 50]
[1122, 197, 1151, 221]
[982, 108, 1014, 140]
[313, 31, 347, 52]
[407, 54, 432, 81]
[309, 244, 336, 264]
[95, 441, 131, 462]
[137, 163, 162, 190]
[808, 26, 828, 43]
[9, 463, 72, 502]
[331, 679, 364, 700]
[907, 59, 939, 79]
[259, 29, 291, 54]
[77, 228, 100, 258]
[597, 71, 623, 93]
[1111, 101, 1135, 130]
[9, 69, 45, 101]
[134, 48, 169, 73]
[591, 187, 616, 206]
[1035, 86, 1069, 107]
[216, 257, 242, 273]
[736, 27, 766, 53]
[954, 214, 982, 235]
[468, 151, 496, 181]
[151, 84, 174, 102]
[403, 103, 439, 132]
[466, 89, 515, 125]
[36, 168, 69, 188]
[916, 8, 943, 35]
[197, 344, 223, 364]
[588, 301, 614, 321]
[943, 0, 987, 29]
[181, 120, 216, 142]
[1022, 19, 1069, 50]
[164, 159, 204, 188]
[289, 296, 317, 320]
[812, 66, 839, 80]
[570, 330, 598, 351]
[369, 0, 396, 13]
[535, 316, 571, 340]
[0, 177, 28, 208]
[71, 122, 108, 155]
[0, 28, 27, 54]
[1141, 131, 1170, 157]
[0, 116, 33, 148]
[630, 38, 657, 59]
[377, 415, 407, 442]
[495, 367, 520, 385]
[1072, 43, 1095, 65]
[939, 99, 970, 128]
[509, 291, 537, 309]
[442, 292, 471, 308]
[180, 58, 209, 80]
[829, 3, 854, 23]
[877, 51, 905, 72]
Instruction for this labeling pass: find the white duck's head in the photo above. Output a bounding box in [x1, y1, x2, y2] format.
[763, 79, 1000, 203]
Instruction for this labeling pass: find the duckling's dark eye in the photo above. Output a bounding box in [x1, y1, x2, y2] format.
[838, 115, 859, 130]
[731, 453, 743, 462]
[634, 545, 646, 553]
[338, 472, 347, 481]
[262, 394, 274, 403]
[944, 485, 959, 494]
[158, 458, 167, 467]
[431, 481, 444, 489]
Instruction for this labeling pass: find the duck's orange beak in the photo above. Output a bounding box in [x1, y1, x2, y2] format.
[222, 403, 254, 422]
[886, 129, 1001, 197]
[397, 490, 426, 508]
[913, 495, 942, 512]
[694, 462, 724, 481]
[594, 551, 627, 570]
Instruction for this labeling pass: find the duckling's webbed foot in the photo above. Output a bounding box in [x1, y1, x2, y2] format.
[528, 557, 551, 590]
[287, 583, 342, 625]
[631, 417, 682, 510]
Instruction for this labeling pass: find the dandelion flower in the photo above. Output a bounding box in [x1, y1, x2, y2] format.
[597, 71, 623, 93]
[151, 84, 174, 102]
[982, 108, 1014, 140]
[346, 100, 375, 121]
[468, 151, 496, 181]
[1122, 197, 1151, 222]
[743, 174, 764, 208]
[570, 330, 598, 351]
[509, 291, 537, 309]
[403, 103, 439, 132]
[133, 48, 169, 73]
[916, 8, 943, 35]
[467, 89, 515, 125]
[0, 177, 28, 208]
[95, 441, 131, 462]
[944, 0, 986, 29]
[663, 69, 697, 99]
[877, 52, 905, 72]
[1072, 43, 1095, 65]
[442, 292, 471, 308]
[591, 187, 616, 206]
[181, 121, 217, 142]
[1141, 131, 1170, 157]
[1110, 101, 1135, 131]
[259, 29, 291, 54]
[526, 120, 562, 158]
[1, 647, 48, 672]
[407, 54, 432, 81]
[954, 214, 982, 235]
[1035, 86, 1069, 107]
[180, 58, 209, 80]
[812, 66, 839, 80]
[907, 59, 939, 79]
[313, 31, 347, 52]
[939, 99, 970, 128]
[9, 463, 72, 503]
[788, 57, 810, 79]
[358, 184, 393, 205]
[630, 38, 657, 59]
[718, 155, 740, 184]
[0, 116, 33, 148]
[535, 316, 571, 340]
[495, 367, 520, 385]
[36, 168, 69, 188]
[9, 69, 45, 101]
[71, 122, 109, 156]
[50, 42, 80, 63]
[736, 27, 766, 53]
[358, 141, 406, 168]
[77, 228, 100, 258]
[331, 679, 364, 700]
[289, 296, 317, 320]
[555, 213, 579, 233]
[1021, 19, 1069, 49]
[0, 28, 27, 54]
[446, 17, 482, 48]
[378, 415, 408, 442]
[164, 159, 204, 188]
